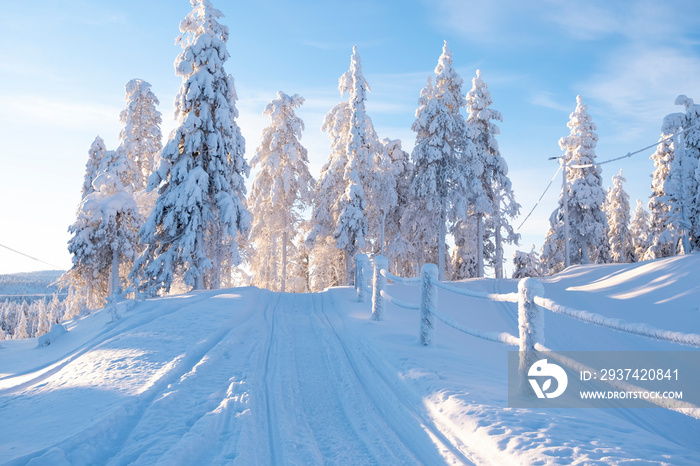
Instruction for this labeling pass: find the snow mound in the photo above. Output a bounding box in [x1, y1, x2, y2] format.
[36, 323, 67, 347]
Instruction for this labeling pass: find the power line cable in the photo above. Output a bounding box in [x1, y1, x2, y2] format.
[569, 126, 695, 169]
[516, 165, 562, 231]
[517, 126, 694, 231]
[0, 243, 64, 271]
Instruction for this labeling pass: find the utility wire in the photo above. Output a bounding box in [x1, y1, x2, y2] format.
[0, 243, 64, 271]
[517, 126, 694, 231]
[569, 126, 695, 169]
[516, 165, 562, 231]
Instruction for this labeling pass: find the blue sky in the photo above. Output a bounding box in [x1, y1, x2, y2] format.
[1, 0, 700, 275]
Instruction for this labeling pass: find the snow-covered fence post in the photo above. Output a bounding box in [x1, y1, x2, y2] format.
[371, 255, 388, 321]
[517, 277, 545, 393]
[356, 253, 370, 303]
[420, 263, 438, 346]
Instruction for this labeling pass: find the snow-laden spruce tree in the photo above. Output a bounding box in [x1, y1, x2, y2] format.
[72, 171, 141, 296]
[465, 70, 520, 278]
[512, 245, 542, 279]
[13, 307, 29, 340]
[62, 146, 142, 312]
[410, 42, 474, 280]
[450, 214, 479, 279]
[118, 79, 163, 191]
[366, 139, 399, 256]
[401, 78, 437, 272]
[540, 218, 566, 275]
[82, 136, 107, 198]
[605, 170, 634, 263]
[630, 199, 651, 261]
[658, 95, 700, 254]
[60, 139, 140, 314]
[248, 92, 314, 293]
[543, 96, 606, 267]
[645, 132, 676, 259]
[308, 46, 379, 287]
[131, 0, 250, 295]
[378, 139, 416, 276]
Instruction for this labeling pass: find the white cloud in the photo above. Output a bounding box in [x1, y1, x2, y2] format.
[426, 0, 700, 47]
[424, 0, 551, 46]
[545, 0, 699, 43]
[581, 46, 700, 132]
[529, 91, 572, 113]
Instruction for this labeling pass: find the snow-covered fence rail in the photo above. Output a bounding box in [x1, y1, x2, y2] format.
[365, 255, 526, 348]
[534, 296, 700, 348]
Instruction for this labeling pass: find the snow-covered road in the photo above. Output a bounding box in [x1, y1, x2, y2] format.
[257, 292, 471, 465]
[0, 290, 472, 465]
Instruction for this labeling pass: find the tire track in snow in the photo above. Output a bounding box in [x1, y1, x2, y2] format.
[261, 292, 284, 465]
[9, 290, 270, 466]
[315, 291, 476, 465]
[260, 291, 470, 464]
[102, 290, 271, 465]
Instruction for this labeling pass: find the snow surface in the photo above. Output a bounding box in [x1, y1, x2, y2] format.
[1, 254, 699, 465]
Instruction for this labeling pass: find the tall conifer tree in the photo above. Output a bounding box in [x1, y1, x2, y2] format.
[248, 92, 314, 292]
[132, 0, 250, 295]
[464, 70, 519, 278]
[308, 46, 379, 287]
[605, 170, 633, 263]
[543, 96, 606, 268]
[410, 42, 474, 280]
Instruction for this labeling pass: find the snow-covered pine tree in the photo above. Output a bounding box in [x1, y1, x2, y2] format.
[379, 139, 416, 276]
[512, 245, 542, 279]
[450, 214, 479, 279]
[59, 138, 140, 313]
[367, 139, 399, 256]
[82, 136, 107, 198]
[13, 305, 29, 340]
[118, 79, 163, 191]
[465, 70, 520, 278]
[630, 199, 651, 261]
[410, 42, 473, 280]
[248, 92, 314, 293]
[131, 0, 250, 295]
[401, 77, 436, 273]
[541, 209, 567, 275]
[658, 95, 700, 254]
[645, 132, 676, 259]
[549, 95, 607, 265]
[308, 46, 379, 287]
[605, 170, 634, 263]
[67, 167, 142, 299]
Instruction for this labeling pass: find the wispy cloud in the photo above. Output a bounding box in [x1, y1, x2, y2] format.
[581, 46, 700, 133]
[530, 91, 571, 113]
[426, 0, 700, 46]
[545, 0, 699, 43]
